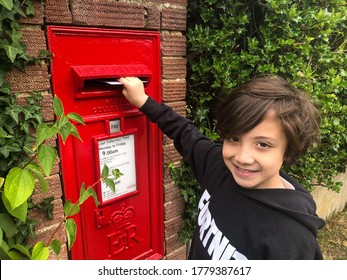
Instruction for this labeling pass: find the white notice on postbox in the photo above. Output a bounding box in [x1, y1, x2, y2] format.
[98, 134, 136, 202]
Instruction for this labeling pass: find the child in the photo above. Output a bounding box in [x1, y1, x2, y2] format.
[118, 75, 325, 260]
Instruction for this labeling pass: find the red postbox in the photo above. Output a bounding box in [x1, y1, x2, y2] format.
[47, 26, 163, 260]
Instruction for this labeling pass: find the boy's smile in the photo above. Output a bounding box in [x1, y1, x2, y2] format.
[222, 110, 287, 189]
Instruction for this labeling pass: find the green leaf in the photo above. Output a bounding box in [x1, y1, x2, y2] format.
[4, 167, 35, 209]
[103, 178, 115, 193]
[31, 241, 49, 260]
[112, 169, 124, 180]
[58, 121, 73, 143]
[0, 213, 18, 238]
[101, 164, 109, 178]
[8, 250, 23, 260]
[0, 142, 21, 158]
[34, 123, 59, 149]
[49, 239, 61, 256]
[0, 177, 4, 188]
[79, 184, 99, 206]
[9, 244, 31, 258]
[26, 163, 48, 194]
[53, 96, 64, 116]
[3, 41, 23, 63]
[67, 112, 85, 125]
[0, 0, 14, 11]
[0, 127, 11, 138]
[65, 218, 77, 250]
[1, 192, 27, 222]
[38, 144, 57, 177]
[64, 200, 80, 217]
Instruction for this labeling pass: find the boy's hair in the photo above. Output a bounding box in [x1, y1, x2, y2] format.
[216, 75, 321, 165]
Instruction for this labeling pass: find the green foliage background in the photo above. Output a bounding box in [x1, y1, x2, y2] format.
[173, 0, 347, 242]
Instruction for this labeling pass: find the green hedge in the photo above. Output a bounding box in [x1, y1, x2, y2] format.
[174, 0, 347, 242]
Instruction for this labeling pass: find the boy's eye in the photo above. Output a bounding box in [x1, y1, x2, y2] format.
[257, 142, 271, 148]
[229, 137, 239, 142]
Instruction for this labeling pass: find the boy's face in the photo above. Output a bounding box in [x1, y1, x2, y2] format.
[222, 110, 287, 189]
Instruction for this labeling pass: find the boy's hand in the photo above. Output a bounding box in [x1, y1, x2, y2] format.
[118, 77, 148, 108]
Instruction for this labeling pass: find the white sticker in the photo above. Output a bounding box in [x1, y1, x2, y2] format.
[98, 134, 136, 202]
[109, 119, 121, 134]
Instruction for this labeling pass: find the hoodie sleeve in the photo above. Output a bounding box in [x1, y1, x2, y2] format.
[140, 97, 219, 183]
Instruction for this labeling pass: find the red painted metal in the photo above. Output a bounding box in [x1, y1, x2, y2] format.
[47, 26, 163, 260]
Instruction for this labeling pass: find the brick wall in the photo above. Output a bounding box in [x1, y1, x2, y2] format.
[8, 0, 187, 260]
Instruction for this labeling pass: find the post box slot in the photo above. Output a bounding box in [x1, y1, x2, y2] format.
[71, 64, 151, 99]
[83, 77, 149, 92]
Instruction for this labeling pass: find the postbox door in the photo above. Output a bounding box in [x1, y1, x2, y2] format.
[47, 26, 163, 260]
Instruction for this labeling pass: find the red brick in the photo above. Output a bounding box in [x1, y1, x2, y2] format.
[32, 174, 63, 204]
[41, 92, 55, 122]
[162, 79, 186, 102]
[150, 0, 187, 6]
[146, 5, 161, 30]
[167, 100, 186, 116]
[21, 28, 47, 58]
[166, 246, 187, 260]
[27, 198, 66, 256]
[163, 144, 182, 165]
[161, 32, 186, 57]
[6, 63, 50, 93]
[164, 181, 182, 203]
[162, 7, 187, 31]
[162, 57, 187, 79]
[45, 0, 73, 24]
[164, 197, 185, 220]
[165, 233, 186, 255]
[71, 0, 145, 28]
[164, 216, 184, 237]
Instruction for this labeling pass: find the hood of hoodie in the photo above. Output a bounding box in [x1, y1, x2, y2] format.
[234, 171, 326, 236]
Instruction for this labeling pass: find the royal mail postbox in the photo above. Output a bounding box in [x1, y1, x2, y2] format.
[47, 26, 163, 260]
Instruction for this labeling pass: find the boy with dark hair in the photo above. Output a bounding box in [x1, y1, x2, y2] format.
[118, 75, 325, 260]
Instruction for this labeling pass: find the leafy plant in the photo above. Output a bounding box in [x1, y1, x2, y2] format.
[0, 0, 123, 260]
[0, 95, 123, 259]
[175, 0, 347, 242]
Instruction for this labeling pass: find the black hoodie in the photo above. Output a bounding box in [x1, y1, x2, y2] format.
[140, 97, 325, 260]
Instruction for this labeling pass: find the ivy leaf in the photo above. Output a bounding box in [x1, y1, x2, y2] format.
[0, 0, 14, 11]
[4, 167, 35, 210]
[3, 41, 23, 63]
[65, 218, 77, 250]
[0, 127, 11, 138]
[0, 142, 21, 158]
